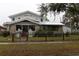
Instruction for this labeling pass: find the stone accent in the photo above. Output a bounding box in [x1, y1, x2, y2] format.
[10, 25, 16, 33]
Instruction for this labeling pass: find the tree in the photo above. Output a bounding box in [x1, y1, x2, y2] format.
[39, 3, 48, 22]
[39, 3, 67, 21]
[39, 3, 79, 32]
[64, 3, 79, 32]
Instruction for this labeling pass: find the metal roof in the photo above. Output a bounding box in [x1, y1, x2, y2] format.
[39, 21, 64, 25]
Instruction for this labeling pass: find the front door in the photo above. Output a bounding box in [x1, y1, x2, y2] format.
[21, 25, 28, 37]
[23, 25, 28, 32]
[21, 25, 28, 41]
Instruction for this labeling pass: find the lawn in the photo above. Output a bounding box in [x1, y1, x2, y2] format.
[0, 36, 11, 42]
[0, 42, 79, 55]
[0, 35, 79, 55]
[0, 34, 79, 42]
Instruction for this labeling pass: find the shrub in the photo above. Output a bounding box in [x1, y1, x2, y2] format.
[0, 32, 3, 36]
[2, 31, 10, 37]
[65, 32, 70, 37]
[34, 29, 63, 37]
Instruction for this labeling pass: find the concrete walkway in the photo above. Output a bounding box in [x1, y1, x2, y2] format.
[0, 41, 78, 44]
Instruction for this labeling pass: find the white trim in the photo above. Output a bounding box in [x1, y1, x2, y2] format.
[4, 19, 64, 26]
[6, 18, 39, 25]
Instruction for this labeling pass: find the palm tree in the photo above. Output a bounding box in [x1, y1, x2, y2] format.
[39, 3, 48, 22]
[48, 3, 67, 21]
[39, 3, 79, 32]
[39, 3, 67, 22]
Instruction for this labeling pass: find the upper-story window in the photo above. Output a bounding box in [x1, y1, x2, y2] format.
[12, 18, 15, 21]
[41, 18, 43, 22]
[18, 17, 21, 19]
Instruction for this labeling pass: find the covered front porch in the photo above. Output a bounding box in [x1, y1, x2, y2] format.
[16, 25, 36, 37]
[9, 19, 40, 36]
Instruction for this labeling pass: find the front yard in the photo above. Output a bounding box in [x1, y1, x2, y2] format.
[0, 35, 79, 55]
[0, 42, 79, 55]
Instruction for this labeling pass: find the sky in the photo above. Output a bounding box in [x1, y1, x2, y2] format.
[0, 0, 41, 26]
[0, 0, 78, 26]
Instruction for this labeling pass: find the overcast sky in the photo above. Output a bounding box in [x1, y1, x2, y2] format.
[0, 0, 78, 26]
[0, 0, 41, 26]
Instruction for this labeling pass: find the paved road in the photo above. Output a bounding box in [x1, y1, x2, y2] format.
[0, 41, 78, 44]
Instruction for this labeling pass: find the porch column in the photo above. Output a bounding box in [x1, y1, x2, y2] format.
[26, 25, 29, 41]
[20, 25, 23, 40]
[21, 25, 23, 31]
[10, 25, 16, 42]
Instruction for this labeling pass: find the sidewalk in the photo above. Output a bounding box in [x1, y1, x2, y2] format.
[0, 41, 78, 44]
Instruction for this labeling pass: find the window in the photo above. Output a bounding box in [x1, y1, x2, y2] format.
[16, 25, 22, 31]
[41, 18, 43, 22]
[12, 18, 15, 21]
[42, 25, 58, 31]
[18, 17, 21, 19]
[29, 25, 35, 31]
[23, 25, 28, 32]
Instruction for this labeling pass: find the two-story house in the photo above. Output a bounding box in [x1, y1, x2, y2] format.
[4, 11, 64, 37]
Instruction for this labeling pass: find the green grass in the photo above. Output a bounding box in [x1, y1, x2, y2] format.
[28, 37, 63, 41]
[28, 35, 79, 41]
[0, 34, 79, 42]
[64, 35, 79, 41]
[0, 36, 12, 42]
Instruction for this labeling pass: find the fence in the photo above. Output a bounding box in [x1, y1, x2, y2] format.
[10, 31, 79, 42]
[0, 31, 79, 42]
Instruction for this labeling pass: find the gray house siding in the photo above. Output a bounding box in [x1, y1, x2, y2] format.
[63, 26, 71, 33]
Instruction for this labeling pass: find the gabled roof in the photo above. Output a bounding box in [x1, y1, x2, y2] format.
[4, 11, 64, 26]
[5, 18, 39, 25]
[9, 11, 40, 18]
